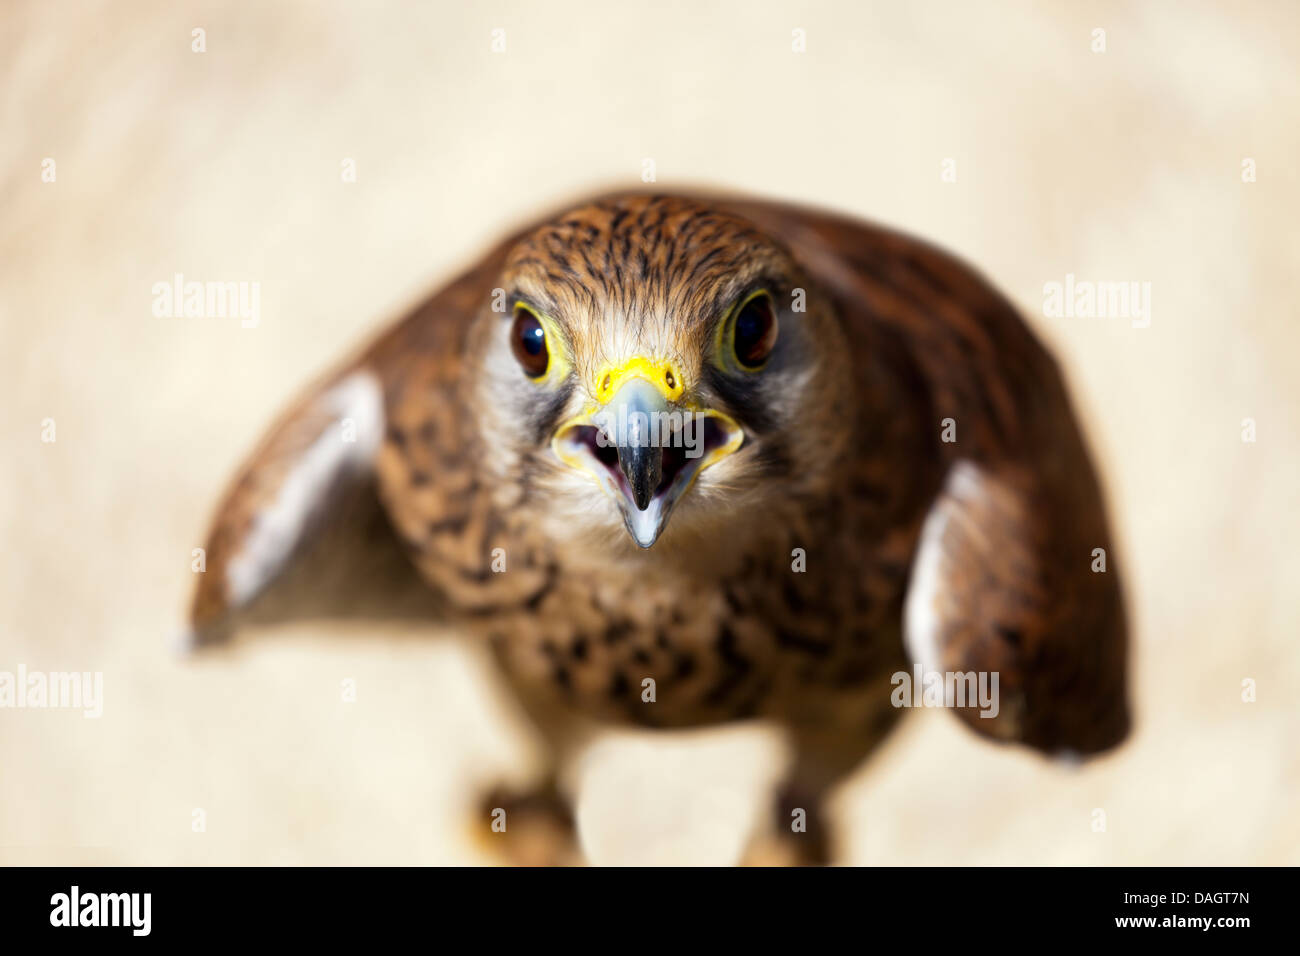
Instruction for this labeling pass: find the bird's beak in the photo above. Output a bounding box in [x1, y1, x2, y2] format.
[551, 360, 744, 549]
[609, 377, 668, 512]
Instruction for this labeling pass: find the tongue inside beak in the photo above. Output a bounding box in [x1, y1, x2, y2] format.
[551, 378, 744, 548]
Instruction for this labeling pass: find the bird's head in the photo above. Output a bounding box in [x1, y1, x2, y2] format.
[475, 195, 849, 554]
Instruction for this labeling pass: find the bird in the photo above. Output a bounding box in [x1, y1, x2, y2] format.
[184, 192, 1130, 865]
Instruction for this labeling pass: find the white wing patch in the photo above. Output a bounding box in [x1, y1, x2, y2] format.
[225, 371, 384, 607]
[903, 460, 986, 677]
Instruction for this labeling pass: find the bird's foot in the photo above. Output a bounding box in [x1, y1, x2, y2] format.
[740, 829, 832, 867]
[741, 782, 833, 866]
[474, 782, 584, 866]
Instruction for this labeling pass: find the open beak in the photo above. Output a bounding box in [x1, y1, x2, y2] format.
[552, 365, 744, 549]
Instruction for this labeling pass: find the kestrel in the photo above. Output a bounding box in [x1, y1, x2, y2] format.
[185, 193, 1130, 865]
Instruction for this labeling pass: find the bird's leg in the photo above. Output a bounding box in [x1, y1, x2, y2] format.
[746, 707, 902, 866]
[747, 733, 860, 866]
[475, 687, 592, 866]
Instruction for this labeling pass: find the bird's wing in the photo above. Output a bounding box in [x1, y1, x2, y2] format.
[720, 196, 1130, 756]
[183, 243, 510, 649]
[902, 457, 1130, 755]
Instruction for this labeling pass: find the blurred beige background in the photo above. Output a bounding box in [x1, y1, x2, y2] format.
[2, 0, 1297, 865]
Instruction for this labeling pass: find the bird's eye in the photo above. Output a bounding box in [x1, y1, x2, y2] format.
[510, 307, 549, 378]
[732, 292, 778, 369]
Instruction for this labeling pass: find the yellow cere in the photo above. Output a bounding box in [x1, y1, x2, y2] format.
[593, 356, 686, 405]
